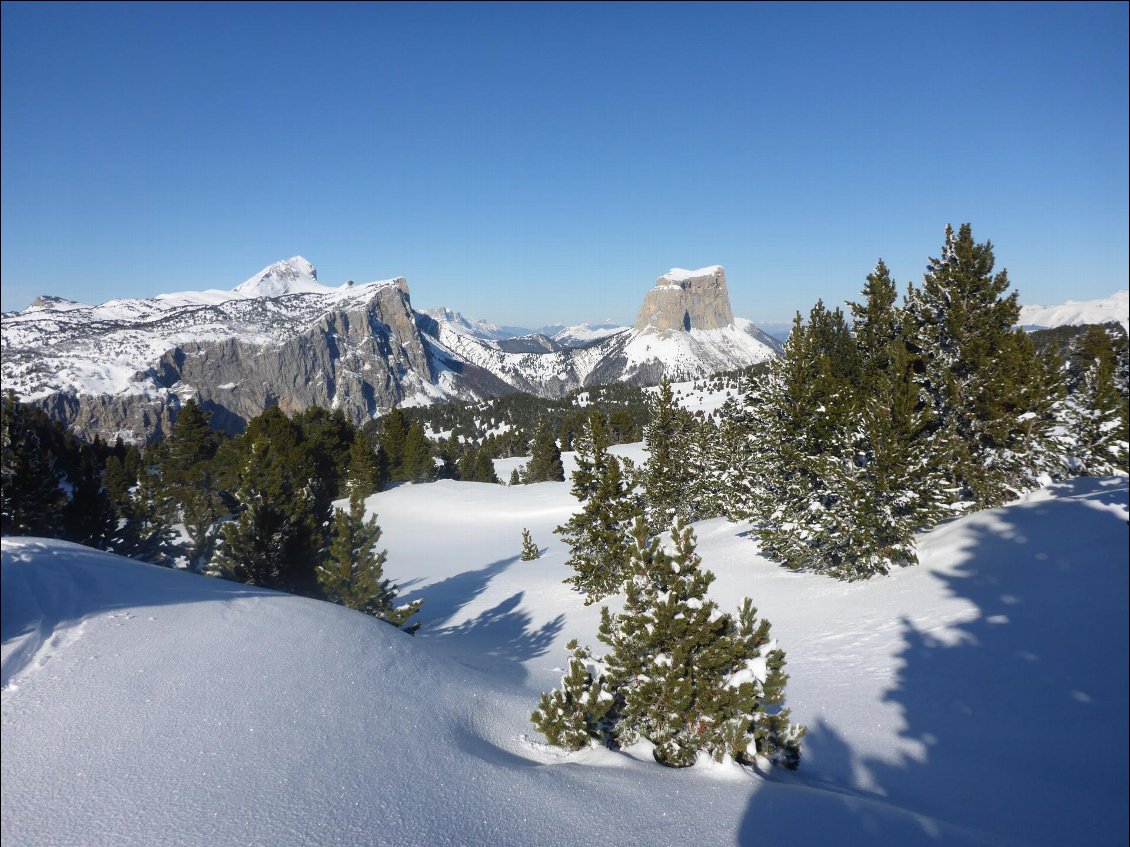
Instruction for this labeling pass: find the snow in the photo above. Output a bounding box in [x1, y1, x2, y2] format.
[661, 266, 724, 282]
[1, 258, 409, 401]
[1019, 290, 1129, 333]
[620, 319, 776, 380]
[3, 467, 1126, 845]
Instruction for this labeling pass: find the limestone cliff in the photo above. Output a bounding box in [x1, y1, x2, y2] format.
[633, 266, 735, 331]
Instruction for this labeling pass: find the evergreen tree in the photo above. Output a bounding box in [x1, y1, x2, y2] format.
[1063, 352, 1128, 476]
[0, 394, 67, 537]
[158, 399, 227, 570]
[531, 640, 612, 750]
[534, 518, 805, 769]
[400, 422, 435, 483]
[556, 413, 639, 603]
[641, 380, 694, 533]
[520, 528, 540, 561]
[903, 223, 1052, 508]
[379, 408, 410, 480]
[211, 408, 324, 593]
[525, 418, 565, 483]
[61, 447, 115, 548]
[509, 468, 521, 486]
[345, 432, 384, 501]
[106, 458, 178, 566]
[317, 488, 421, 632]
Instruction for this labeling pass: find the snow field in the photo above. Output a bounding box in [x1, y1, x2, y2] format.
[2, 467, 1127, 846]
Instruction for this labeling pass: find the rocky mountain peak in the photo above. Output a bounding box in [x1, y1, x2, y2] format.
[633, 265, 735, 332]
[233, 256, 325, 298]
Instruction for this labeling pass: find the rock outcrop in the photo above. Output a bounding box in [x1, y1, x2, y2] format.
[634, 266, 735, 332]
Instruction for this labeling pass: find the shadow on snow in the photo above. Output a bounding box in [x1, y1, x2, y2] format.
[739, 477, 1129, 846]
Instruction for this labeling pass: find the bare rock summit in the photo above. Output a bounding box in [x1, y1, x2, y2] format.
[634, 265, 735, 331]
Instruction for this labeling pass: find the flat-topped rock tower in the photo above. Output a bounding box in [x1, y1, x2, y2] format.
[634, 265, 735, 331]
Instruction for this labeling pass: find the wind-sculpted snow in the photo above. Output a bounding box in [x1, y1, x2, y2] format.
[3, 476, 1126, 845]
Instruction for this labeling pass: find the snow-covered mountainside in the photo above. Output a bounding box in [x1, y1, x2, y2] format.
[549, 321, 629, 348]
[3, 474, 1126, 846]
[1019, 290, 1129, 333]
[2, 258, 779, 441]
[420, 307, 532, 341]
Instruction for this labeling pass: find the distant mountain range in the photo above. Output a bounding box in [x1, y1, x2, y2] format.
[7, 256, 1119, 444]
[2, 259, 779, 442]
[1018, 290, 1129, 333]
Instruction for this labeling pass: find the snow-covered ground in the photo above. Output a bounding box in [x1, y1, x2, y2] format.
[3, 471, 1127, 846]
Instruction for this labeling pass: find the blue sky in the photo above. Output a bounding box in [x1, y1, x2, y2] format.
[2, 2, 1127, 326]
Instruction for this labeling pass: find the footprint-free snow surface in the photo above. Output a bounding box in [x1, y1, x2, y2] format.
[2, 472, 1127, 846]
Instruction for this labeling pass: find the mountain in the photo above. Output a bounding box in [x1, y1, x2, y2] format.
[548, 321, 628, 348]
[1019, 290, 1129, 333]
[3, 474, 1126, 846]
[2, 259, 778, 442]
[420, 307, 532, 341]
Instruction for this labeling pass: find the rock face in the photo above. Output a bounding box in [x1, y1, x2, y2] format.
[634, 266, 735, 332]
[3, 258, 780, 443]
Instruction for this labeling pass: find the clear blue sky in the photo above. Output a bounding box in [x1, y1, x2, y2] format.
[2, 2, 1127, 326]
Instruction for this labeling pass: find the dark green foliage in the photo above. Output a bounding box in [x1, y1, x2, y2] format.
[534, 518, 805, 769]
[641, 380, 694, 533]
[525, 418, 565, 483]
[508, 468, 521, 486]
[1, 394, 67, 536]
[556, 413, 639, 603]
[400, 422, 435, 483]
[157, 399, 227, 570]
[457, 445, 497, 483]
[211, 407, 326, 593]
[903, 223, 1055, 508]
[520, 528, 540, 561]
[345, 432, 385, 500]
[318, 492, 421, 632]
[378, 407, 411, 480]
[61, 447, 115, 547]
[531, 640, 612, 749]
[1062, 327, 1128, 475]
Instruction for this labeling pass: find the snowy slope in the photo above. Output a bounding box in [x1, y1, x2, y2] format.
[1019, 290, 1129, 333]
[617, 318, 777, 380]
[4, 475, 1126, 846]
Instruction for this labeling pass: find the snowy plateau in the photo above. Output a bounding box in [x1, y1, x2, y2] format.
[1, 258, 779, 443]
[2, 441, 1127, 846]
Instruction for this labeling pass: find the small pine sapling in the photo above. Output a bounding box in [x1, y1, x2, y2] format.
[531, 640, 613, 750]
[520, 528, 540, 561]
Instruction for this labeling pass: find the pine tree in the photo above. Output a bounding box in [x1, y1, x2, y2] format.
[525, 418, 565, 483]
[379, 407, 410, 480]
[317, 490, 422, 632]
[1, 394, 67, 537]
[400, 422, 435, 483]
[556, 413, 639, 603]
[641, 379, 694, 534]
[61, 447, 115, 548]
[520, 528, 540, 561]
[1063, 353, 1128, 476]
[211, 409, 324, 593]
[534, 518, 805, 769]
[106, 458, 178, 566]
[903, 223, 1052, 509]
[509, 468, 521, 486]
[531, 640, 612, 750]
[159, 399, 226, 570]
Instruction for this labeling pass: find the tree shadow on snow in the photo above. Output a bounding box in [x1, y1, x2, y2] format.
[398, 554, 520, 631]
[739, 477, 1129, 846]
[427, 592, 565, 682]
